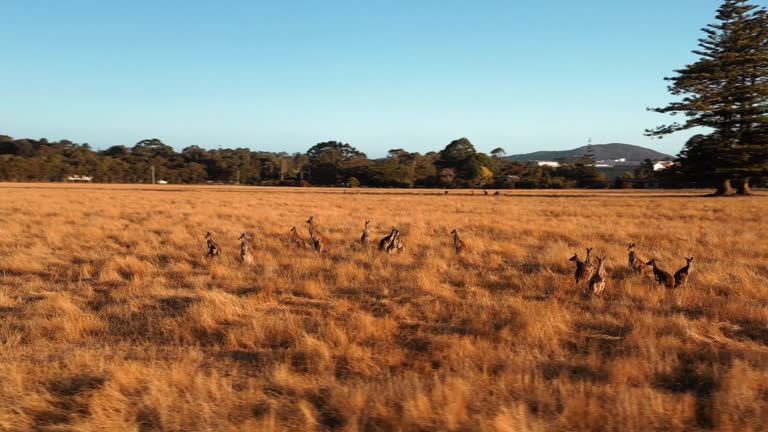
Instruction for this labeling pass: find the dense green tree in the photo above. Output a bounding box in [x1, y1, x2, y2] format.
[132, 139, 176, 158]
[306, 141, 367, 185]
[306, 141, 366, 165]
[438, 168, 456, 186]
[371, 155, 414, 187]
[367, 149, 437, 188]
[438, 138, 476, 167]
[101, 145, 130, 157]
[436, 138, 497, 187]
[412, 152, 438, 185]
[0, 139, 35, 156]
[181, 145, 208, 162]
[648, 0, 768, 195]
[292, 153, 310, 181]
[555, 163, 606, 188]
[178, 162, 208, 183]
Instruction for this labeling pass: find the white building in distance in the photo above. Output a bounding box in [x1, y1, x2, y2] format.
[536, 161, 560, 167]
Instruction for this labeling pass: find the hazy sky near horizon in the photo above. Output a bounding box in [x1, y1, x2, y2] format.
[2, 0, 759, 157]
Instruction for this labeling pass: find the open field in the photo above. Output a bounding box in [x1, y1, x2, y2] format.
[1, 184, 767, 431]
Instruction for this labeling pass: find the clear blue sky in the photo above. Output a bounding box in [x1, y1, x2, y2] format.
[2, 0, 759, 157]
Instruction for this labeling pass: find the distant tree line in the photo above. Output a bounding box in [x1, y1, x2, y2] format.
[3, 134, 663, 189]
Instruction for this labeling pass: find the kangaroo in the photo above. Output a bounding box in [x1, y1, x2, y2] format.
[674, 257, 694, 287]
[646, 258, 675, 288]
[239, 232, 254, 265]
[386, 229, 404, 254]
[585, 247, 594, 266]
[205, 232, 221, 258]
[589, 256, 607, 297]
[306, 216, 328, 253]
[360, 220, 371, 244]
[569, 253, 594, 283]
[450, 229, 466, 254]
[627, 242, 647, 274]
[394, 230, 405, 252]
[378, 227, 397, 251]
[290, 226, 309, 249]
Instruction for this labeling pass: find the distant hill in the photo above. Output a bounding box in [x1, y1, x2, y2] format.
[504, 143, 673, 162]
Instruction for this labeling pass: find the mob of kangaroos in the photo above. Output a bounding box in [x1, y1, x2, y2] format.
[566, 242, 696, 297]
[630, 244, 694, 289]
[203, 224, 696, 297]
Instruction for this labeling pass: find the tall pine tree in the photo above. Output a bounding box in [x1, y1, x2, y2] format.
[647, 0, 768, 195]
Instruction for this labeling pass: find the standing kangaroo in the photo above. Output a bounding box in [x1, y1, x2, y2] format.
[360, 220, 371, 244]
[378, 227, 397, 251]
[386, 229, 404, 254]
[205, 232, 221, 258]
[290, 226, 309, 249]
[306, 216, 328, 253]
[569, 253, 594, 283]
[450, 229, 467, 254]
[674, 257, 694, 287]
[589, 256, 607, 297]
[627, 242, 647, 274]
[239, 232, 254, 265]
[646, 258, 675, 288]
[585, 247, 594, 266]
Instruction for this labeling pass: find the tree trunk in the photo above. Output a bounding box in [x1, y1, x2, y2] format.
[714, 178, 736, 196]
[737, 177, 753, 196]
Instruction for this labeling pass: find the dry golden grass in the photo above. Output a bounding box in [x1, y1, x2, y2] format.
[0, 183, 767, 431]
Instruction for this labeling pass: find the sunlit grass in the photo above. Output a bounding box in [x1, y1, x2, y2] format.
[0, 183, 766, 431]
